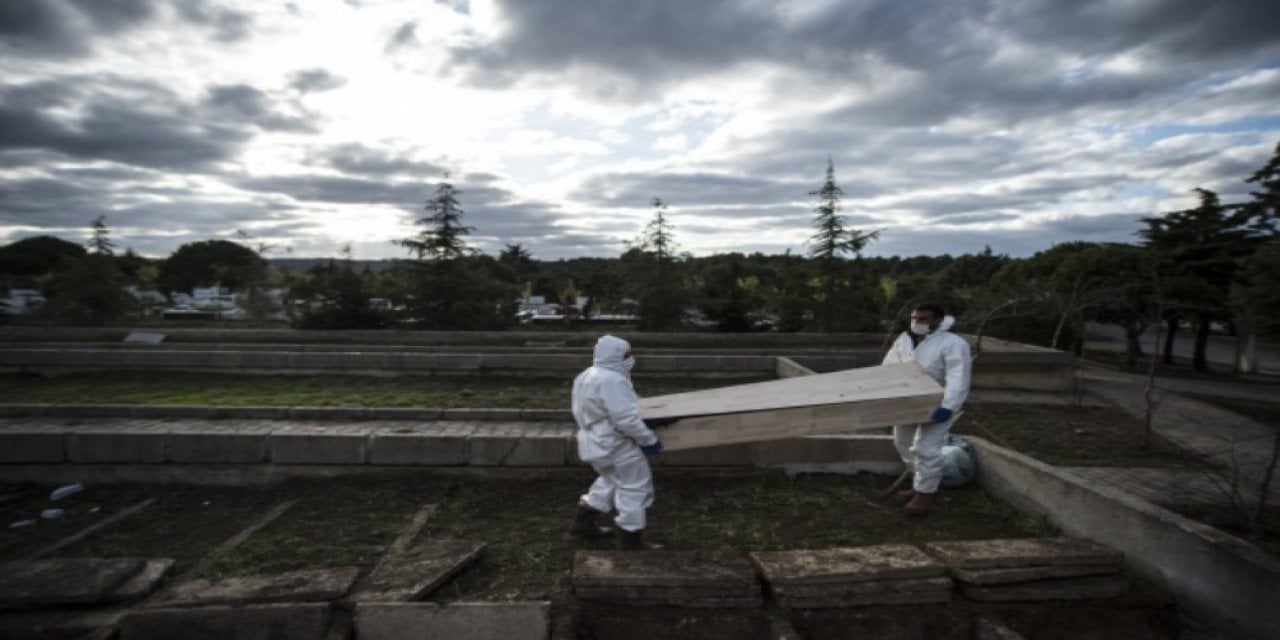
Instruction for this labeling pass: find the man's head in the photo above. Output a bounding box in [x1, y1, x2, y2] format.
[910, 304, 945, 335]
[593, 334, 634, 371]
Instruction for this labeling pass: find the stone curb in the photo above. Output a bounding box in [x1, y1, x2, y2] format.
[0, 403, 573, 422]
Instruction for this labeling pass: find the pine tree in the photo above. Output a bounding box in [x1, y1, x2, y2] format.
[806, 159, 879, 331]
[87, 216, 115, 256]
[398, 176, 474, 260]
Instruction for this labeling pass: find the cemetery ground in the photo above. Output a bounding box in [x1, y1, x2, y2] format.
[0, 368, 1277, 637]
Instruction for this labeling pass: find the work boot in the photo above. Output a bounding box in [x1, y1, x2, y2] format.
[570, 505, 613, 538]
[893, 488, 917, 504]
[618, 529, 665, 551]
[902, 492, 935, 516]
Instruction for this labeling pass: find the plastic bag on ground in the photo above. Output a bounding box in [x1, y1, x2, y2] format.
[939, 435, 977, 489]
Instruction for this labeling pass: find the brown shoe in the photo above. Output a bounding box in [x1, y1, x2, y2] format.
[903, 492, 935, 516]
[894, 488, 917, 504]
[618, 529, 665, 551]
[570, 505, 614, 538]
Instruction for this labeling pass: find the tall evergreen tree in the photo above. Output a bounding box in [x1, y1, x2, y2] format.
[630, 198, 685, 330]
[87, 216, 115, 256]
[806, 158, 879, 332]
[398, 176, 474, 260]
[1139, 188, 1264, 371]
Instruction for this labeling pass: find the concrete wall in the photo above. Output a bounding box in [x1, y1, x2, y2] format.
[972, 436, 1280, 640]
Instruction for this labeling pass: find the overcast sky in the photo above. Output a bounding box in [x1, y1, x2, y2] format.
[2, 0, 1279, 262]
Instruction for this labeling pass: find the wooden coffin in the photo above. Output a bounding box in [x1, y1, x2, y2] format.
[638, 362, 942, 451]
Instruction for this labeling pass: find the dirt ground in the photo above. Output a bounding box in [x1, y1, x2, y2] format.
[0, 472, 1055, 606]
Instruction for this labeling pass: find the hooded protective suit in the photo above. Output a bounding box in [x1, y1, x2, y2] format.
[882, 315, 972, 493]
[573, 335, 659, 532]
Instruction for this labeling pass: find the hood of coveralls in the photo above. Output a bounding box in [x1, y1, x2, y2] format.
[592, 335, 631, 373]
[937, 315, 956, 332]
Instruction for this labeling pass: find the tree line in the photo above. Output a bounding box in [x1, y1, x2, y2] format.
[2, 143, 1277, 372]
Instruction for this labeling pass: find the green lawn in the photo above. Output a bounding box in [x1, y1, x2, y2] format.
[0, 372, 766, 409]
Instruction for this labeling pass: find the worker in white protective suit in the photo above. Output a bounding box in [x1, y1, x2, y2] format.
[569, 335, 665, 550]
[882, 304, 972, 515]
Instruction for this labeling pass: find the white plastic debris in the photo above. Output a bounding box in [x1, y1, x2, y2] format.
[9, 520, 36, 529]
[41, 508, 66, 519]
[50, 483, 84, 501]
[88, 506, 101, 515]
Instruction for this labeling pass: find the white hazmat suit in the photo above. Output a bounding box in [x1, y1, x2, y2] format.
[882, 315, 972, 494]
[573, 335, 660, 533]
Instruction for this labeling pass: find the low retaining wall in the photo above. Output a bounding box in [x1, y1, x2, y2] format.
[972, 436, 1280, 640]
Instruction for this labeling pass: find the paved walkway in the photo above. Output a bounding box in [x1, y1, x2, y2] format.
[1074, 364, 1280, 511]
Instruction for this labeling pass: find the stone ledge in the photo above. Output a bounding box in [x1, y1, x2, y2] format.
[355, 601, 550, 640]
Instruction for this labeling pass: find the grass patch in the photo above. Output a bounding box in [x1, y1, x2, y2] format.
[957, 403, 1210, 468]
[0, 372, 764, 409]
[57, 486, 284, 575]
[421, 472, 1058, 602]
[197, 476, 451, 580]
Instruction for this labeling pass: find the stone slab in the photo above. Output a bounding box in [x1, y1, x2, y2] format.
[576, 594, 765, 608]
[368, 432, 469, 466]
[120, 603, 330, 640]
[166, 432, 268, 463]
[751, 545, 945, 586]
[149, 567, 360, 608]
[469, 428, 568, 466]
[770, 576, 953, 598]
[268, 430, 370, 464]
[951, 563, 1119, 586]
[105, 558, 176, 603]
[0, 431, 64, 463]
[68, 430, 167, 463]
[923, 537, 1123, 570]
[352, 540, 486, 602]
[572, 550, 758, 588]
[574, 584, 762, 599]
[959, 575, 1129, 602]
[776, 589, 952, 609]
[975, 617, 1028, 640]
[355, 601, 550, 640]
[0, 558, 146, 607]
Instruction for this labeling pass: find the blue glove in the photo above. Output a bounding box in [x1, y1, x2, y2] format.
[640, 440, 664, 456]
[931, 407, 954, 424]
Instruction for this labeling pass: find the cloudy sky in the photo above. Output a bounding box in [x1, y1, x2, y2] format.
[2, 0, 1279, 262]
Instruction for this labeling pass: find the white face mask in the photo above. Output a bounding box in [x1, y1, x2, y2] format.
[622, 356, 636, 371]
[909, 322, 932, 336]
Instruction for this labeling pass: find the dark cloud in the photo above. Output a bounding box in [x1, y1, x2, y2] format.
[174, 0, 252, 42]
[68, 0, 154, 32]
[444, 0, 780, 94]
[236, 175, 428, 205]
[203, 84, 317, 132]
[0, 0, 90, 58]
[386, 22, 418, 53]
[289, 69, 346, 94]
[311, 143, 447, 178]
[570, 171, 809, 207]
[0, 78, 250, 170]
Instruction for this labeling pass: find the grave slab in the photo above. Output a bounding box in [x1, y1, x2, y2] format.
[975, 617, 1028, 640]
[572, 550, 758, 588]
[959, 575, 1130, 602]
[923, 537, 1122, 569]
[751, 545, 945, 585]
[770, 576, 953, 598]
[577, 594, 765, 608]
[0, 558, 146, 607]
[105, 559, 176, 603]
[149, 567, 360, 608]
[120, 603, 330, 640]
[951, 563, 1119, 586]
[775, 589, 952, 609]
[355, 601, 550, 640]
[352, 540, 486, 602]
